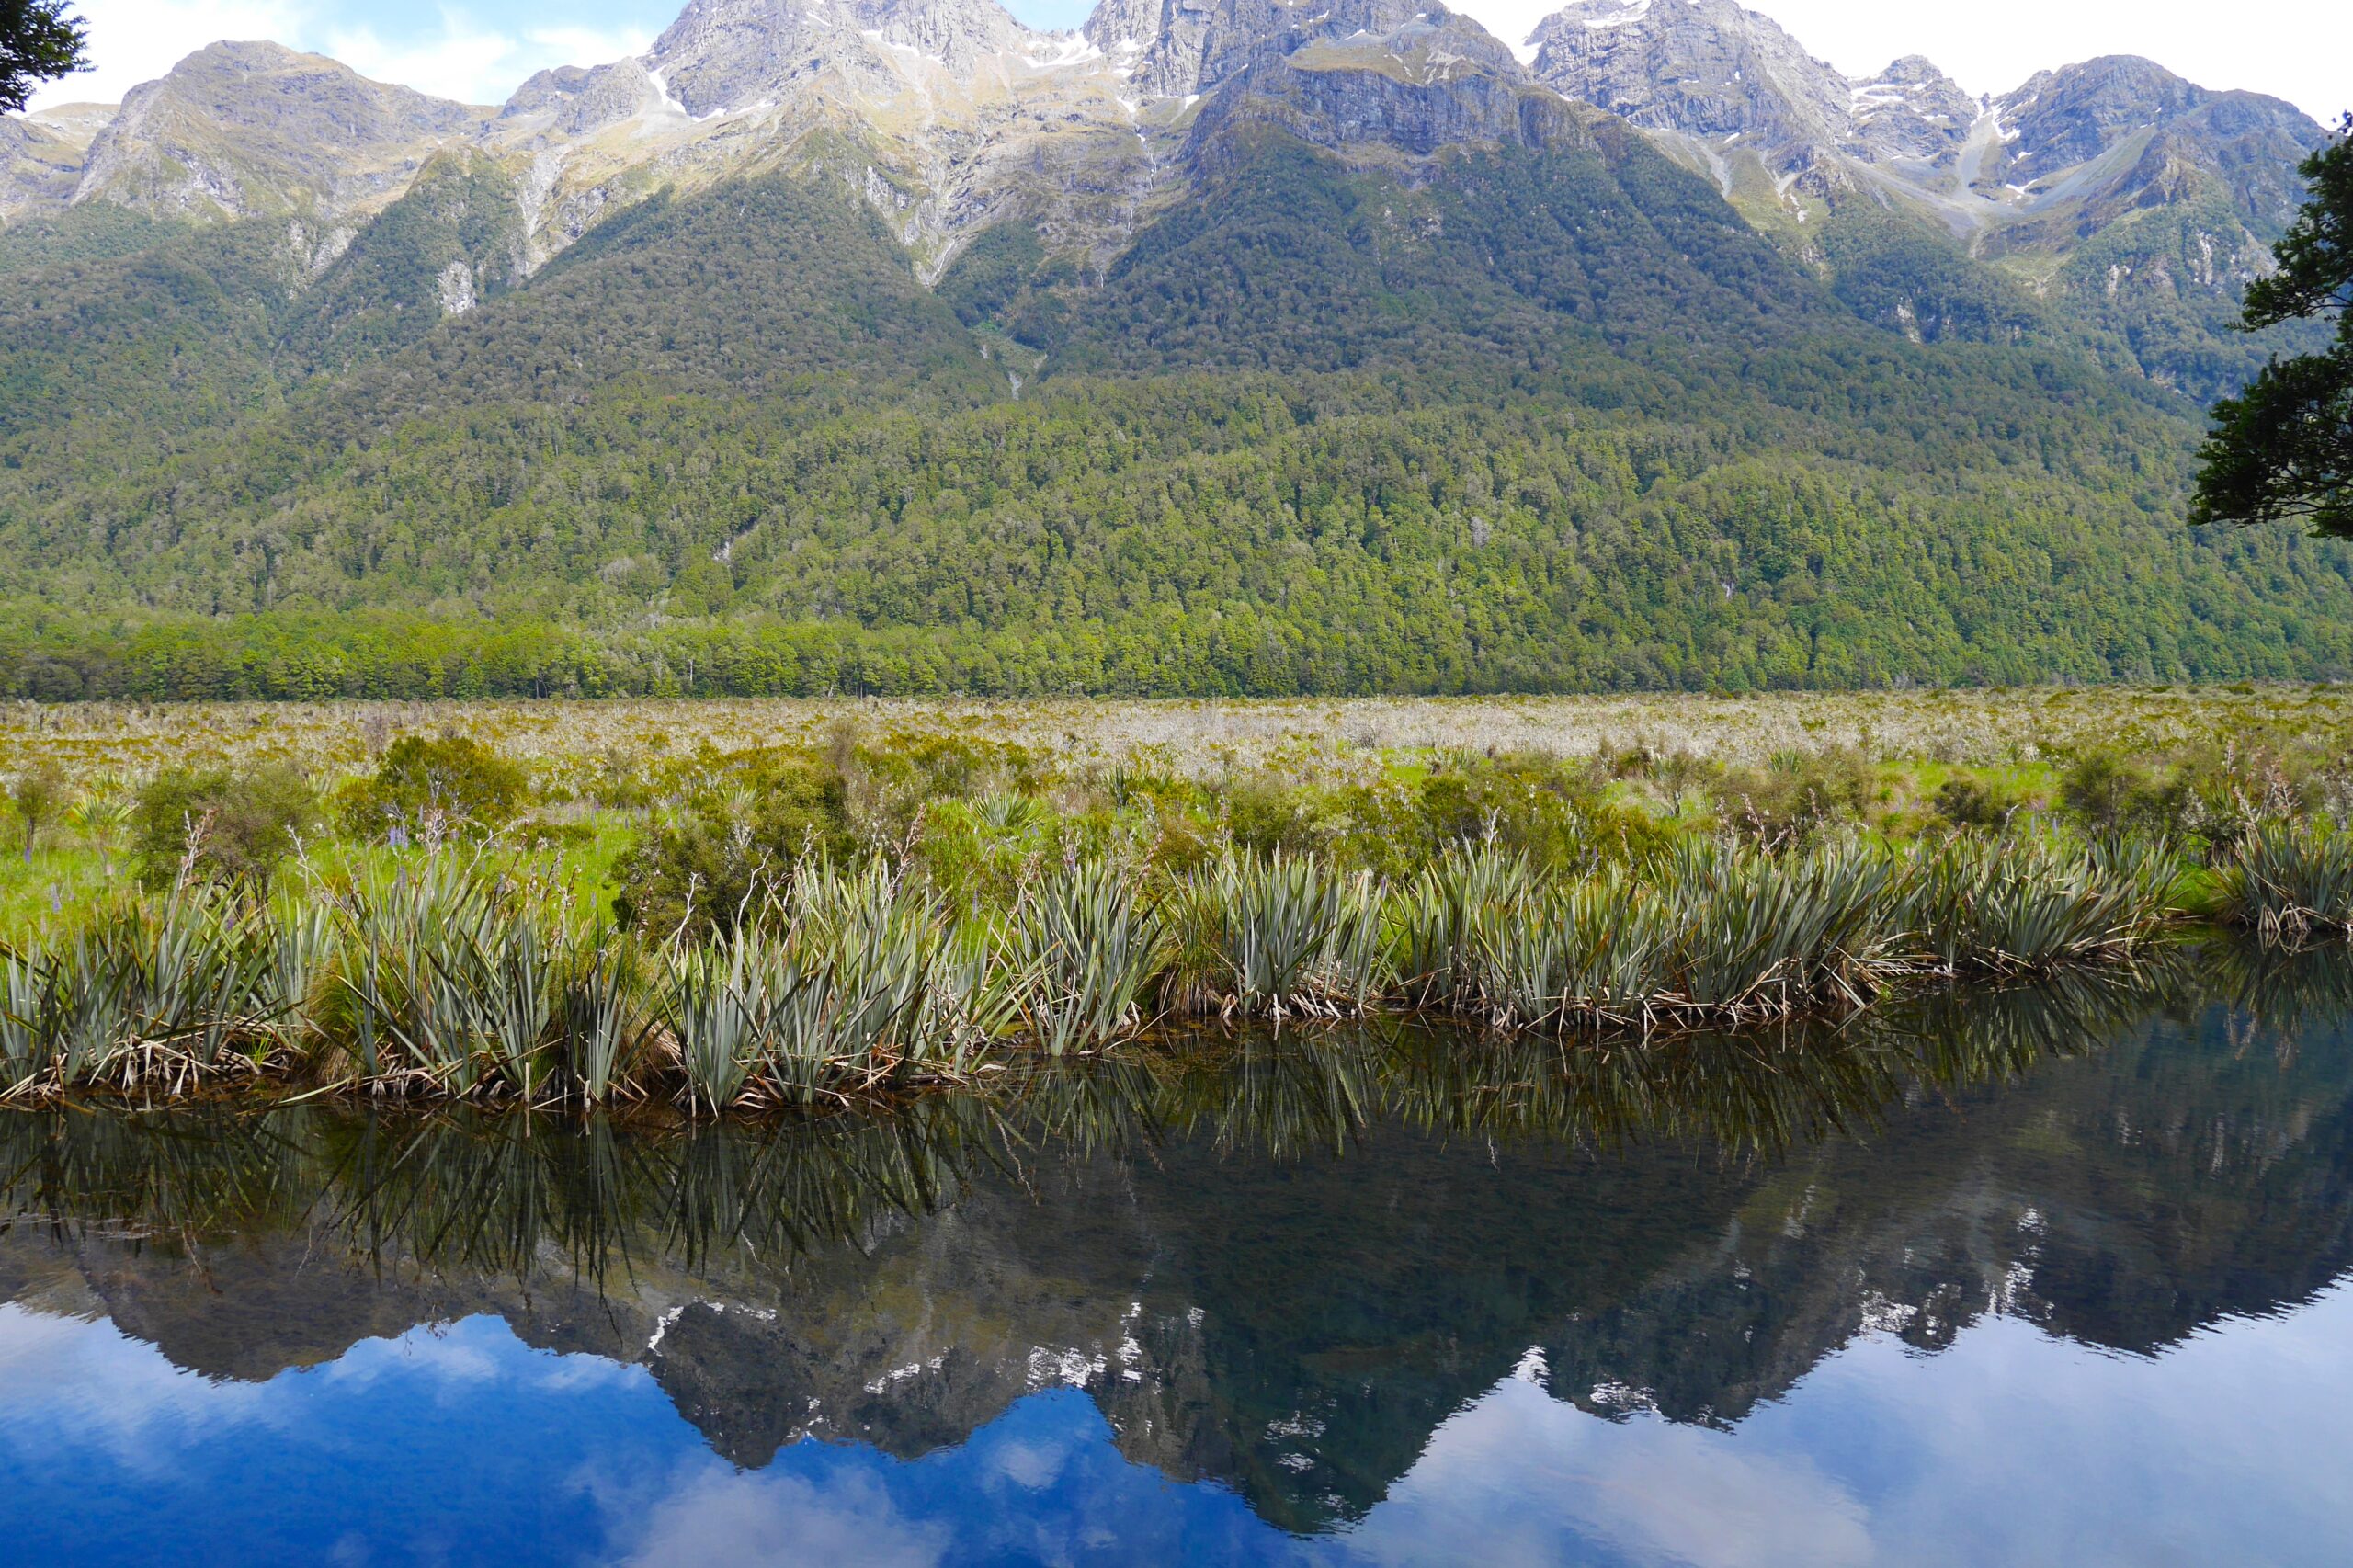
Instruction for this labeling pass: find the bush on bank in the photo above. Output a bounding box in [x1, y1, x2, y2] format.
[1, 723, 2348, 1112]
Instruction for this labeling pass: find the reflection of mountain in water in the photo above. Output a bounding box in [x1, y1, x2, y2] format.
[1, 942, 2349, 1533]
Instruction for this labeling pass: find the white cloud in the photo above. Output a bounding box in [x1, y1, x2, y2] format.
[323, 11, 654, 107]
[1344, 1281, 2353, 1568]
[583, 1456, 951, 1568]
[0, 1305, 274, 1471]
[26, 2, 652, 113]
[27, 0, 309, 109]
[1347, 1372, 1876, 1568]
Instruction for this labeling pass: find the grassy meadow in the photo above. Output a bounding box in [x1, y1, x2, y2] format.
[0, 687, 2348, 1111]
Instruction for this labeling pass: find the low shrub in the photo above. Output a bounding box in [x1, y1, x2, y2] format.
[1933, 775, 2018, 829]
[337, 734, 528, 842]
[612, 751, 856, 937]
[1716, 748, 1874, 846]
[8, 763, 66, 863]
[2059, 753, 2159, 836]
[131, 766, 319, 892]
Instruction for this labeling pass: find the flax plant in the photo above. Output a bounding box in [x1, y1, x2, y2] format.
[2220, 822, 2353, 941]
[1008, 858, 1169, 1055]
[1905, 834, 2167, 973]
[1168, 852, 1386, 1019]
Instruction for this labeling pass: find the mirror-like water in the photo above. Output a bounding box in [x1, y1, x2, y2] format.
[1, 942, 2349, 1565]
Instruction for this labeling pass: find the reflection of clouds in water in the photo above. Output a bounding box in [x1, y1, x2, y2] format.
[319, 1323, 505, 1392]
[1784, 1281, 2353, 1568]
[1343, 1373, 1872, 1568]
[1337, 1282, 2353, 1568]
[588, 1458, 949, 1568]
[0, 1305, 272, 1472]
[989, 1435, 1071, 1492]
[312, 1315, 636, 1400]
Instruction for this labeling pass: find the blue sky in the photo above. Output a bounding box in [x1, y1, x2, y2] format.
[29, 1, 2353, 122]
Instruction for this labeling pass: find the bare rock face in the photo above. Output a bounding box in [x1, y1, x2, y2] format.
[1526, 0, 2327, 248]
[0, 104, 109, 219]
[1990, 56, 2324, 232]
[1847, 55, 1977, 167]
[647, 0, 1036, 117]
[1089, 0, 1458, 101]
[1515, 0, 2336, 399]
[498, 61, 669, 139]
[1529, 0, 1851, 168]
[1185, 6, 1573, 174]
[72, 41, 489, 222]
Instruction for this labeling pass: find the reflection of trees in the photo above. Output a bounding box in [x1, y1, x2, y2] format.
[0, 1097, 1012, 1290]
[0, 937, 2347, 1534]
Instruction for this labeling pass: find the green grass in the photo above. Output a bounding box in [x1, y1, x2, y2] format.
[0, 688, 2344, 1112]
[0, 831, 2188, 1111]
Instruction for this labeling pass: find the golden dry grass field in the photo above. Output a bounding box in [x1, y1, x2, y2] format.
[9, 686, 2352, 791]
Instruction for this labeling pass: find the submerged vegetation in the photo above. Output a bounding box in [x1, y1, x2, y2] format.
[0, 693, 2347, 1111]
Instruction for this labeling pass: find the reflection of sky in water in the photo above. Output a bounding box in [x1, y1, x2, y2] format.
[0, 1283, 2347, 1567]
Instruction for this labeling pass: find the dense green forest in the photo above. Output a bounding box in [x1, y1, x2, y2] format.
[1, 126, 2346, 699]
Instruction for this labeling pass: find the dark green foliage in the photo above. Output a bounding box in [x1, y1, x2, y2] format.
[2055, 187, 2332, 404]
[1719, 749, 1874, 845]
[131, 765, 317, 891]
[337, 734, 527, 841]
[0, 0, 85, 114]
[280, 149, 528, 371]
[1818, 209, 2052, 348]
[2194, 116, 2353, 534]
[612, 749, 857, 937]
[8, 760, 63, 861]
[2060, 753, 2162, 835]
[2194, 347, 2353, 534]
[1933, 776, 2017, 829]
[0, 131, 2347, 696]
[0, 219, 287, 455]
[1398, 752, 1646, 873]
[0, 203, 176, 278]
[935, 221, 1046, 327]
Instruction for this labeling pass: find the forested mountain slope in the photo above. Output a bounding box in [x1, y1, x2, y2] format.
[0, 0, 2343, 699]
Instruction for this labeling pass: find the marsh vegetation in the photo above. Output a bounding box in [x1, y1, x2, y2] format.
[0, 692, 2348, 1110]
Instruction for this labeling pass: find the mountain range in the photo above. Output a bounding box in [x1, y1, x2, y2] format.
[0, 0, 2345, 699]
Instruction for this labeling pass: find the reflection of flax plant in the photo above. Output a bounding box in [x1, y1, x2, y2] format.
[0, 947, 2236, 1296]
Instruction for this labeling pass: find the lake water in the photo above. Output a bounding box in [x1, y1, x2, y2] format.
[0, 943, 2348, 1565]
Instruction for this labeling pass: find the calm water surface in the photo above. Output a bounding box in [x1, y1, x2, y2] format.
[0, 945, 2349, 1565]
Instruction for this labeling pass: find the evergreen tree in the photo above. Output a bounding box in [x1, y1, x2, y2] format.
[2194, 116, 2353, 536]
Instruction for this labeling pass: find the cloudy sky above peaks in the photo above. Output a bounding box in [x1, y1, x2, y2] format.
[28, 0, 2353, 123]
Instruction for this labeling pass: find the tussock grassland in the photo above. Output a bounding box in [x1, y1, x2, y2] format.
[0, 688, 2346, 1113]
[9, 686, 2353, 786]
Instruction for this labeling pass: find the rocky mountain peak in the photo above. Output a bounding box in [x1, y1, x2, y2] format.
[70, 41, 487, 221]
[1177, 2, 1565, 174]
[1086, 0, 1490, 101]
[1846, 53, 1975, 165]
[645, 0, 1041, 117]
[0, 102, 112, 220]
[1528, 0, 1853, 176]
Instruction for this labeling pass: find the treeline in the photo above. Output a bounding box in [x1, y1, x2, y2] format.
[3, 142, 2347, 699]
[6, 577, 2352, 703]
